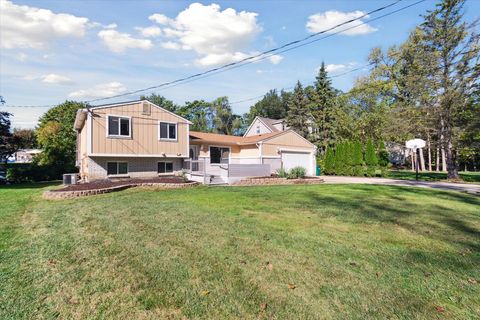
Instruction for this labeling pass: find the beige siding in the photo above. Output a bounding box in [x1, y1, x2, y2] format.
[79, 124, 88, 179]
[244, 118, 272, 136]
[261, 131, 315, 157]
[90, 102, 188, 156]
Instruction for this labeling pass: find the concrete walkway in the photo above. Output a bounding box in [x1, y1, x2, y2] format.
[321, 176, 480, 195]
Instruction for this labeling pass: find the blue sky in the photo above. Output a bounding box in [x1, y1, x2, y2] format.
[1, 0, 479, 128]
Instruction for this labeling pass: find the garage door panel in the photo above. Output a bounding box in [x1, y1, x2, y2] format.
[281, 151, 311, 173]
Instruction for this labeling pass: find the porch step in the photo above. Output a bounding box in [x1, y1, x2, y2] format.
[208, 175, 228, 185]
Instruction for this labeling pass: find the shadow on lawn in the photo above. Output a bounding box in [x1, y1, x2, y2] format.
[306, 185, 480, 252]
[0, 181, 61, 190]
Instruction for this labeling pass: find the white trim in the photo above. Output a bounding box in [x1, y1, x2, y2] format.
[158, 120, 178, 141]
[86, 100, 193, 124]
[87, 112, 92, 155]
[106, 114, 132, 138]
[230, 156, 262, 159]
[90, 153, 187, 158]
[186, 124, 190, 159]
[278, 148, 314, 153]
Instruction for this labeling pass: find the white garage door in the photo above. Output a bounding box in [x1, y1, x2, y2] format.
[281, 151, 312, 174]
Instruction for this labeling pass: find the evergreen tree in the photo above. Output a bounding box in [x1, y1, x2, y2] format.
[365, 139, 378, 176]
[246, 89, 289, 122]
[286, 81, 311, 139]
[309, 62, 338, 154]
[323, 147, 335, 175]
[353, 140, 364, 176]
[378, 140, 389, 167]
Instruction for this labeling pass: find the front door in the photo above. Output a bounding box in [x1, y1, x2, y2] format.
[189, 146, 199, 171]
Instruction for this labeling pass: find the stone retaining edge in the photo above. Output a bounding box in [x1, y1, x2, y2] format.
[232, 177, 324, 186]
[43, 181, 199, 200]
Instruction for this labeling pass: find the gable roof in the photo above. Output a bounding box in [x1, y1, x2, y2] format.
[243, 116, 286, 137]
[73, 100, 192, 129]
[190, 130, 284, 146]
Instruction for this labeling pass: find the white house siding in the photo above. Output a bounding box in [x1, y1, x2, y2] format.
[87, 157, 183, 180]
[244, 118, 273, 137]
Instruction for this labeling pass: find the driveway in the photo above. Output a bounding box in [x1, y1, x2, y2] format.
[321, 176, 480, 195]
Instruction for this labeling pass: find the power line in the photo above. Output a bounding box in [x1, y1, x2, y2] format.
[2, 0, 428, 109]
[84, 0, 406, 103]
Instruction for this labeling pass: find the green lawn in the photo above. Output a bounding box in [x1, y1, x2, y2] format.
[388, 170, 480, 183]
[1, 183, 479, 319]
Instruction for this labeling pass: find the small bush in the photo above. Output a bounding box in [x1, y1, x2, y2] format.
[6, 163, 64, 183]
[276, 167, 288, 178]
[287, 166, 306, 179]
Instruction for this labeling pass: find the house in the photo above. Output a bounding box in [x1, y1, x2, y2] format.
[74, 100, 316, 183]
[14, 149, 42, 163]
[244, 116, 317, 138]
[244, 116, 289, 137]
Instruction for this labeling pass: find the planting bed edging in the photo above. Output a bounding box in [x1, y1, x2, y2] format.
[232, 177, 324, 186]
[43, 182, 199, 200]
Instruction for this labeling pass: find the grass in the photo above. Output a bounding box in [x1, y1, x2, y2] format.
[0, 183, 479, 319]
[388, 170, 480, 184]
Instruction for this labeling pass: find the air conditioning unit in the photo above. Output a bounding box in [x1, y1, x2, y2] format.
[63, 173, 78, 185]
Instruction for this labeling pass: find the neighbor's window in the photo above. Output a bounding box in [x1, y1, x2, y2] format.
[107, 162, 128, 175]
[159, 122, 177, 140]
[210, 146, 229, 164]
[256, 125, 261, 134]
[108, 116, 130, 137]
[158, 162, 173, 173]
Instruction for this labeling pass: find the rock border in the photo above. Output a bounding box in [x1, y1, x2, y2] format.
[232, 177, 324, 186]
[43, 181, 199, 200]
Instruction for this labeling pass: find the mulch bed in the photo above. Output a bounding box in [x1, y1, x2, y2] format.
[52, 177, 187, 192]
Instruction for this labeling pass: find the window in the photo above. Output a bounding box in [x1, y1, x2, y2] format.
[210, 146, 229, 164]
[108, 116, 130, 137]
[158, 162, 173, 173]
[256, 125, 261, 134]
[107, 162, 128, 175]
[159, 122, 177, 140]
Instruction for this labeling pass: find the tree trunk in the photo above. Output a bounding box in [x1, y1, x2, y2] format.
[436, 147, 440, 171]
[446, 140, 459, 179]
[411, 150, 415, 171]
[441, 148, 447, 172]
[427, 138, 432, 171]
[419, 148, 426, 171]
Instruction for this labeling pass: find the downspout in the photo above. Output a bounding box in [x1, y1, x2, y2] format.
[256, 142, 263, 164]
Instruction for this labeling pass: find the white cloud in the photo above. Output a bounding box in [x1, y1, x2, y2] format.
[0, 0, 89, 49]
[149, 13, 173, 25]
[16, 52, 28, 62]
[98, 29, 153, 53]
[41, 74, 73, 85]
[150, 3, 278, 67]
[306, 10, 377, 36]
[323, 62, 358, 73]
[68, 82, 127, 99]
[269, 55, 283, 65]
[136, 26, 162, 38]
[23, 74, 38, 81]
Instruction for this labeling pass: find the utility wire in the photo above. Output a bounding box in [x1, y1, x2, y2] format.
[2, 0, 428, 108]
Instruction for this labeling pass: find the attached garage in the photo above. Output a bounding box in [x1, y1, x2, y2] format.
[281, 151, 313, 173]
[260, 130, 317, 176]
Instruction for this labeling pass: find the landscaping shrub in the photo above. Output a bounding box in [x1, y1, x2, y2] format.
[323, 147, 335, 175]
[276, 167, 288, 178]
[6, 163, 63, 183]
[287, 166, 306, 179]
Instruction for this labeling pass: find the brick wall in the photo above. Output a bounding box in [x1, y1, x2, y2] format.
[88, 157, 184, 180]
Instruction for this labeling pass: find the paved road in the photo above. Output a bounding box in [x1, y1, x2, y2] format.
[321, 176, 480, 195]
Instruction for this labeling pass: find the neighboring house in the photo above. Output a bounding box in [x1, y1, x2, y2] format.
[75, 100, 316, 184]
[244, 116, 317, 138]
[14, 149, 42, 163]
[244, 116, 289, 137]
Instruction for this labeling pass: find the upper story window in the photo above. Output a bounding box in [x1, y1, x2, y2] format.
[256, 125, 261, 134]
[159, 122, 177, 140]
[107, 115, 131, 137]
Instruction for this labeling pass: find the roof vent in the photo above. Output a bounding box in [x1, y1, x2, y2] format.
[142, 101, 151, 115]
